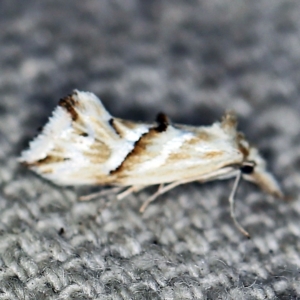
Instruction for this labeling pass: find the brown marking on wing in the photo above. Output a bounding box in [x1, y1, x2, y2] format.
[108, 118, 147, 139]
[188, 131, 211, 144]
[110, 127, 157, 175]
[84, 141, 111, 164]
[238, 143, 249, 159]
[24, 155, 67, 167]
[72, 120, 93, 138]
[36, 155, 68, 165]
[237, 132, 250, 158]
[155, 112, 169, 132]
[203, 151, 224, 159]
[167, 152, 191, 161]
[38, 167, 54, 174]
[59, 94, 78, 121]
[115, 119, 143, 130]
[37, 155, 61, 164]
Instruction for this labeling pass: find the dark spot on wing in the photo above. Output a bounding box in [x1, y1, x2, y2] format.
[58, 227, 65, 235]
[155, 112, 169, 132]
[109, 118, 121, 136]
[25, 155, 66, 167]
[80, 132, 88, 137]
[59, 94, 78, 121]
[37, 155, 62, 164]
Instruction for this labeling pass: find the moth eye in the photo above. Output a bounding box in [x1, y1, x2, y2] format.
[240, 164, 254, 174]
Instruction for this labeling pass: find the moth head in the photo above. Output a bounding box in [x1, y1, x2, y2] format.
[240, 146, 283, 199]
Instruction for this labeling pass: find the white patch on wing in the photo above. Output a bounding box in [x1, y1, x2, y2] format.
[136, 127, 194, 171]
[20, 106, 73, 163]
[103, 124, 150, 174]
[74, 90, 112, 122]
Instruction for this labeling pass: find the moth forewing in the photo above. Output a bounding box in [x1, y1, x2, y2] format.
[111, 116, 245, 186]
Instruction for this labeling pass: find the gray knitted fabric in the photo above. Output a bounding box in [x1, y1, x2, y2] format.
[1, 1, 300, 299]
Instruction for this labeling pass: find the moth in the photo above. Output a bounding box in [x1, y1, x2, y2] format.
[19, 90, 283, 237]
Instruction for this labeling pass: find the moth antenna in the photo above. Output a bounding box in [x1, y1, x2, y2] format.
[229, 171, 250, 238]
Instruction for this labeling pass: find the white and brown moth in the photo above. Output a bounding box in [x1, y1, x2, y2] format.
[19, 90, 283, 237]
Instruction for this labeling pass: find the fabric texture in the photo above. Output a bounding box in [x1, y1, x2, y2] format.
[0, 1, 299, 299]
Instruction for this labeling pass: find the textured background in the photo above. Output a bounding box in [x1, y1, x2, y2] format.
[1, 0, 300, 299]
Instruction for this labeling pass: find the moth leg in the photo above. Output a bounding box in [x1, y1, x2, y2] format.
[229, 171, 250, 238]
[99, 186, 144, 211]
[138, 184, 164, 213]
[139, 180, 186, 213]
[116, 185, 145, 200]
[79, 186, 125, 201]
